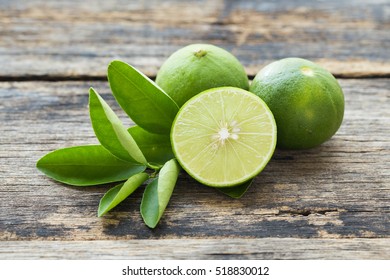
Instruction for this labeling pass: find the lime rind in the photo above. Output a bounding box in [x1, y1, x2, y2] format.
[171, 87, 277, 187]
[249, 57, 344, 149]
[156, 44, 249, 107]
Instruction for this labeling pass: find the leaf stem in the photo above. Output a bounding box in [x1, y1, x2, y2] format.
[149, 168, 159, 178]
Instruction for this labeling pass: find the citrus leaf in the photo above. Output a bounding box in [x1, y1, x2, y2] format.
[217, 179, 253, 198]
[140, 179, 159, 227]
[89, 87, 147, 165]
[98, 172, 149, 217]
[140, 159, 180, 228]
[36, 145, 146, 186]
[128, 126, 174, 167]
[107, 60, 179, 135]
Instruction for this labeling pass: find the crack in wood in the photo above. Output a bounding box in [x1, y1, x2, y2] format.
[278, 208, 341, 216]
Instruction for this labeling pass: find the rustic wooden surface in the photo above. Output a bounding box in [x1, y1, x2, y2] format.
[2, 239, 389, 260]
[1, 0, 389, 78]
[0, 0, 389, 259]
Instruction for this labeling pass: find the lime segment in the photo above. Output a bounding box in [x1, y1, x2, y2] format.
[171, 87, 277, 187]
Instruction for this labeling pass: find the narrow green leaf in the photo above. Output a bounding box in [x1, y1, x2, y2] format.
[140, 179, 159, 227]
[89, 87, 147, 164]
[141, 159, 180, 228]
[107, 60, 179, 134]
[36, 145, 146, 186]
[98, 172, 149, 217]
[128, 126, 174, 167]
[217, 179, 253, 198]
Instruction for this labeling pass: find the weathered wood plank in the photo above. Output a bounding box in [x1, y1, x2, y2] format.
[1, 238, 390, 259]
[0, 79, 389, 242]
[0, 0, 389, 78]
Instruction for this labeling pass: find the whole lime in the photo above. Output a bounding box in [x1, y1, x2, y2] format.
[156, 44, 249, 107]
[249, 57, 344, 149]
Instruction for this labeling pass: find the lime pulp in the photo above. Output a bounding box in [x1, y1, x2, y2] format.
[171, 87, 277, 187]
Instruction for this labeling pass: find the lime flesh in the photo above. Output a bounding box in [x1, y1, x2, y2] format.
[171, 87, 277, 187]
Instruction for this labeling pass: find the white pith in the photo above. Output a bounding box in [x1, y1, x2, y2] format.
[213, 120, 240, 145]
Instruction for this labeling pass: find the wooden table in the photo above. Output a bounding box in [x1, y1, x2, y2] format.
[1, 0, 389, 259]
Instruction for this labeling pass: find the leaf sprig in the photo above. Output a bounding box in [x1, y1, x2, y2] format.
[36, 60, 250, 228]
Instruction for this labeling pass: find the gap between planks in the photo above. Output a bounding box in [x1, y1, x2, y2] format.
[0, 73, 389, 82]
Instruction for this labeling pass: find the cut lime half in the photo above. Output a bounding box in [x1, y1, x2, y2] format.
[171, 87, 277, 187]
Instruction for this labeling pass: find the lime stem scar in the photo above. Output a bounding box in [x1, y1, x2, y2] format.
[194, 49, 207, 58]
[301, 66, 314, 76]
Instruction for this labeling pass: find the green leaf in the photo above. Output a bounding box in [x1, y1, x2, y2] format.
[128, 126, 174, 167]
[141, 159, 180, 228]
[217, 179, 253, 198]
[36, 145, 146, 186]
[89, 87, 147, 165]
[98, 172, 149, 217]
[107, 60, 179, 135]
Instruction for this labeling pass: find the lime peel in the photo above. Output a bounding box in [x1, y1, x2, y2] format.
[250, 57, 344, 149]
[156, 44, 249, 107]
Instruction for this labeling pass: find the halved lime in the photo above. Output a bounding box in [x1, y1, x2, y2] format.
[171, 87, 277, 187]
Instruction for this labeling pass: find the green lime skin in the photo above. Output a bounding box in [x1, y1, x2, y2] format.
[249, 57, 344, 149]
[156, 44, 249, 107]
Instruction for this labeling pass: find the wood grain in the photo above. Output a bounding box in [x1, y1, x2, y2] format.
[1, 238, 389, 259]
[0, 79, 388, 248]
[0, 0, 389, 78]
[1, 0, 389, 259]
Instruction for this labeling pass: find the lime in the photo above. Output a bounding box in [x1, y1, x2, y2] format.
[171, 87, 276, 187]
[156, 44, 249, 107]
[249, 57, 344, 149]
